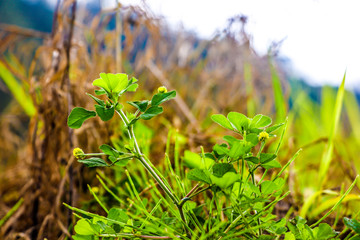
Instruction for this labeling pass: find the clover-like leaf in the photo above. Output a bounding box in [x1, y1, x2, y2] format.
[128, 100, 149, 112]
[74, 219, 98, 236]
[210, 172, 239, 189]
[261, 159, 281, 169]
[78, 157, 109, 167]
[183, 150, 214, 169]
[95, 105, 115, 121]
[227, 112, 250, 133]
[249, 114, 272, 129]
[212, 163, 236, 178]
[151, 90, 176, 106]
[107, 208, 129, 224]
[261, 180, 278, 195]
[68, 107, 96, 129]
[266, 122, 284, 133]
[228, 140, 252, 159]
[260, 153, 277, 164]
[99, 144, 121, 158]
[92, 73, 130, 101]
[313, 223, 337, 239]
[86, 93, 105, 106]
[140, 106, 163, 120]
[187, 168, 211, 184]
[213, 144, 229, 156]
[245, 156, 259, 164]
[211, 114, 234, 131]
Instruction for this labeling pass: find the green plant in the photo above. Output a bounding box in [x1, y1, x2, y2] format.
[66, 73, 357, 240]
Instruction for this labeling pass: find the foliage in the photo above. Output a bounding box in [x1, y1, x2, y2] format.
[66, 73, 359, 239]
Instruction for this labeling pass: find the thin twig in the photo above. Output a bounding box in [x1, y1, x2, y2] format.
[0, 23, 49, 39]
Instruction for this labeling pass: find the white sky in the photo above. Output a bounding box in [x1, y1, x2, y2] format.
[52, 0, 360, 88]
[110, 0, 360, 89]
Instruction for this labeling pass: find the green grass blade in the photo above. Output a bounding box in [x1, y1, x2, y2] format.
[96, 174, 125, 205]
[310, 175, 359, 228]
[0, 61, 35, 116]
[87, 184, 108, 213]
[0, 198, 24, 227]
[270, 60, 286, 122]
[344, 91, 360, 144]
[318, 72, 346, 188]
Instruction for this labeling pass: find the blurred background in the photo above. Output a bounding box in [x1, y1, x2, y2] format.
[0, 0, 359, 239]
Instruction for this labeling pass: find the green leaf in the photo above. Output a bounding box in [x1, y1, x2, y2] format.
[128, 100, 149, 112]
[86, 93, 105, 106]
[213, 144, 229, 156]
[78, 158, 109, 167]
[72, 234, 94, 240]
[187, 168, 211, 184]
[151, 90, 176, 106]
[210, 172, 239, 189]
[74, 219, 97, 235]
[246, 133, 259, 146]
[266, 122, 284, 133]
[344, 217, 360, 234]
[125, 83, 138, 92]
[223, 135, 237, 146]
[261, 181, 278, 195]
[93, 73, 128, 95]
[0, 61, 36, 116]
[140, 106, 163, 120]
[314, 223, 337, 239]
[95, 105, 115, 121]
[261, 160, 281, 169]
[68, 107, 96, 129]
[95, 89, 106, 95]
[212, 163, 236, 178]
[107, 208, 129, 224]
[227, 112, 249, 133]
[245, 156, 259, 164]
[250, 114, 272, 129]
[183, 150, 214, 169]
[211, 114, 234, 131]
[99, 144, 121, 158]
[228, 140, 252, 159]
[260, 153, 277, 164]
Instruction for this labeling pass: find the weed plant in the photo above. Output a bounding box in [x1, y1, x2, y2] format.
[66, 73, 360, 239]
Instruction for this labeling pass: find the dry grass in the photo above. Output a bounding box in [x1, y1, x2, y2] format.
[0, 1, 287, 239]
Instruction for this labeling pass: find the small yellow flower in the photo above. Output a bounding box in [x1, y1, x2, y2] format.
[258, 131, 269, 142]
[91, 186, 99, 194]
[158, 86, 167, 93]
[73, 148, 85, 159]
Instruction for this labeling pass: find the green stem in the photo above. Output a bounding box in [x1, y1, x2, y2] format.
[0, 198, 24, 227]
[84, 153, 106, 156]
[116, 110, 179, 205]
[310, 175, 359, 228]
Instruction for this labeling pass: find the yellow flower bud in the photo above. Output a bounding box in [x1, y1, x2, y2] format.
[91, 186, 99, 194]
[258, 131, 269, 142]
[158, 86, 167, 93]
[73, 148, 85, 159]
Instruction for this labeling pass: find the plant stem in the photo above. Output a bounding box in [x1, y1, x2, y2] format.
[116, 110, 179, 205]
